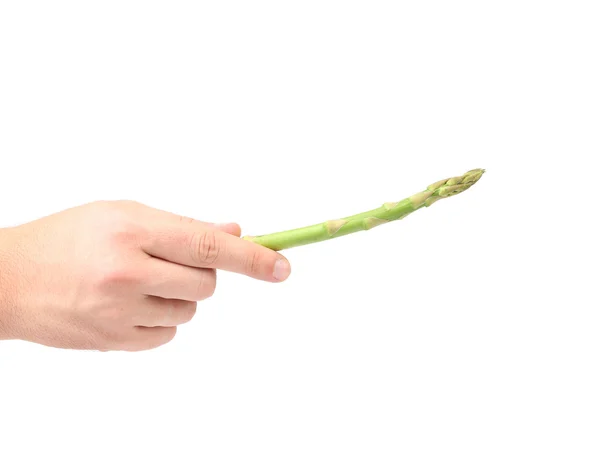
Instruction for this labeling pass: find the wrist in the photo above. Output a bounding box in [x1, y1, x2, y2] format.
[0, 228, 19, 340]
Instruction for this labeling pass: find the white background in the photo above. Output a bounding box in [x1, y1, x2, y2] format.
[1, 1, 599, 456]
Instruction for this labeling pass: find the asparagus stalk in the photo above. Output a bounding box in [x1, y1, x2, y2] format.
[243, 168, 485, 251]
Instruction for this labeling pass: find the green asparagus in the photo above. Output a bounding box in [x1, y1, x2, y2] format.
[243, 168, 485, 251]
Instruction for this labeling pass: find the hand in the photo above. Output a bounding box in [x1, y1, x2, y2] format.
[0, 200, 291, 351]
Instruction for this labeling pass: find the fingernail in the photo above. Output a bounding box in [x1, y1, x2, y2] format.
[273, 258, 291, 281]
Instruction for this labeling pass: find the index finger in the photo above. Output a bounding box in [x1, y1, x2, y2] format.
[141, 210, 291, 282]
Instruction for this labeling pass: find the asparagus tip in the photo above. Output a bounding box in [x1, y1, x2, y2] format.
[423, 168, 485, 206]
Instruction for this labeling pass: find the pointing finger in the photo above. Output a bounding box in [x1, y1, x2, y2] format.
[141, 211, 291, 282]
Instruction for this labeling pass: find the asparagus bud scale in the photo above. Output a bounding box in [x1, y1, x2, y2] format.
[243, 168, 485, 251]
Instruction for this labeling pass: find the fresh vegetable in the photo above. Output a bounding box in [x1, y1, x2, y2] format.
[243, 168, 485, 251]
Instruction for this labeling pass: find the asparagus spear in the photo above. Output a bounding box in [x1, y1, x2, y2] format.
[243, 168, 485, 251]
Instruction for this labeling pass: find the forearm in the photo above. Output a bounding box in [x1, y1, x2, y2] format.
[0, 228, 18, 340]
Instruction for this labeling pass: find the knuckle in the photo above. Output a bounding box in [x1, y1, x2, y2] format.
[190, 231, 221, 266]
[96, 262, 141, 291]
[109, 221, 146, 248]
[88, 201, 146, 247]
[110, 224, 145, 246]
[107, 267, 138, 286]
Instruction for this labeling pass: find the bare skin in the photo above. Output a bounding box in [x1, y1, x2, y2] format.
[0, 200, 291, 351]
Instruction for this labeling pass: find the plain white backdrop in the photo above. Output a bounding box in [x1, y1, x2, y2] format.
[1, 1, 599, 456]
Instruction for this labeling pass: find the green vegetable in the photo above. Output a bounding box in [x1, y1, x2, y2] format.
[243, 168, 485, 251]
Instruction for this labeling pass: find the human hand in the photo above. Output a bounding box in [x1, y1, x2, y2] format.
[0, 200, 291, 351]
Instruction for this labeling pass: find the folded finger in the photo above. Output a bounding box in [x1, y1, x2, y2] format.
[134, 296, 198, 327]
[141, 212, 291, 282]
[141, 257, 216, 301]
